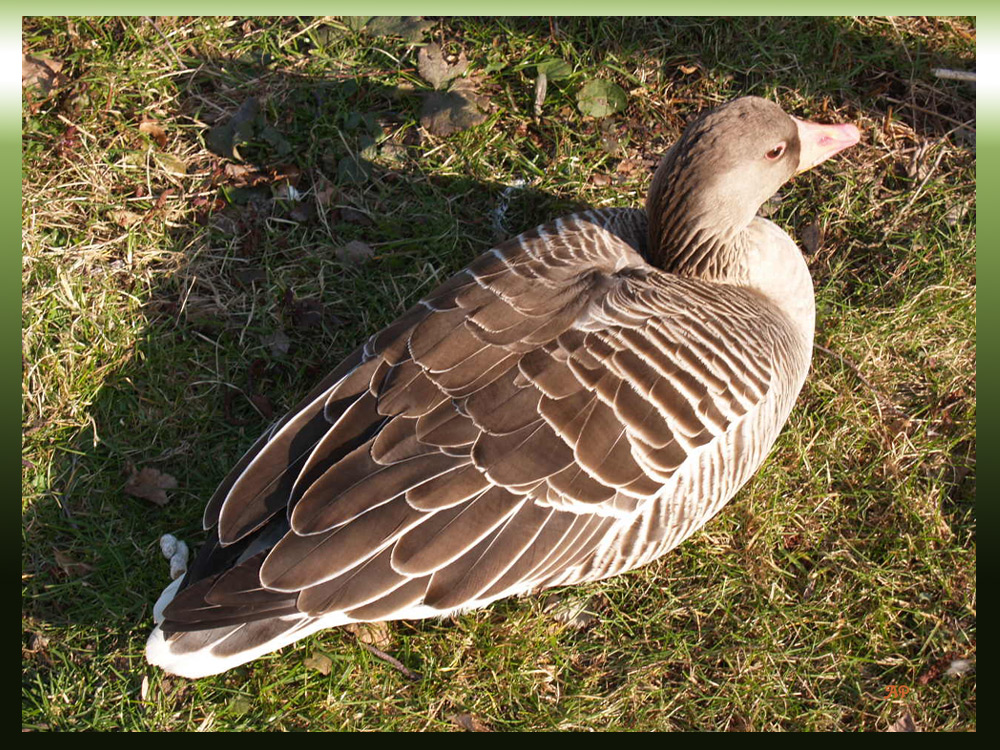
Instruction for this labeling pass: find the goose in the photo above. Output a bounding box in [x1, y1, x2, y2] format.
[146, 96, 860, 678]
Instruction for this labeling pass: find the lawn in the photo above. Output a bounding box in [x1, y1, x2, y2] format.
[22, 16, 975, 731]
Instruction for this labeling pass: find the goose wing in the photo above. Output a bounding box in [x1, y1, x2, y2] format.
[161, 209, 802, 632]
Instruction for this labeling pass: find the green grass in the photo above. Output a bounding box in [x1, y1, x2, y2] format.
[22, 17, 975, 731]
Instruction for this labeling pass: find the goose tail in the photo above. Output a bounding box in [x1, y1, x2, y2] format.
[146, 579, 348, 679]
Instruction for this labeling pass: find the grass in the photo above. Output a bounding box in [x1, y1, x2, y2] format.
[22, 17, 975, 731]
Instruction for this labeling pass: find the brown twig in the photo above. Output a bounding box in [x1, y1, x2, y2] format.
[884, 96, 976, 133]
[353, 636, 422, 681]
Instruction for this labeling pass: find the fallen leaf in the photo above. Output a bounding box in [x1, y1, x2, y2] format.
[918, 652, 959, 684]
[342, 16, 373, 32]
[53, 548, 93, 577]
[543, 593, 599, 630]
[139, 119, 167, 148]
[420, 79, 489, 136]
[303, 651, 333, 675]
[205, 97, 260, 160]
[29, 632, 50, 653]
[449, 713, 493, 732]
[679, 63, 699, 75]
[417, 42, 469, 90]
[345, 621, 392, 649]
[155, 153, 187, 176]
[264, 329, 291, 357]
[337, 155, 372, 184]
[590, 173, 611, 187]
[125, 467, 178, 506]
[945, 658, 974, 677]
[289, 202, 316, 222]
[339, 207, 373, 226]
[945, 204, 967, 226]
[22, 54, 66, 97]
[536, 58, 572, 80]
[576, 79, 628, 118]
[365, 16, 433, 43]
[334, 240, 375, 264]
[617, 158, 654, 176]
[800, 220, 823, 254]
[259, 123, 291, 157]
[109, 210, 143, 228]
[153, 189, 175, 210]
[223, 162, 261, 185]
[887, 712, 918, 732]
[228, 696, 252, 716]
[315, 177, 335, 209]
[282, 291, 326, 329]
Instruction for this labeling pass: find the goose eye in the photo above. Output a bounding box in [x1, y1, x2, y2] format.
[765, 143, 786, 161]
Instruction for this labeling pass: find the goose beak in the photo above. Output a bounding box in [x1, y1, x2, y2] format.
[793, 117, 861, 173]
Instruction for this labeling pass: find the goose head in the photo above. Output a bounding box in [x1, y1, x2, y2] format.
[645, 96, 860, 277]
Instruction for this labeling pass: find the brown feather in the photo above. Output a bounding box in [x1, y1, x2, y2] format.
[291, 450, 463, 534]
[262, 495, 426, 591]
[392, 486, 524, 575]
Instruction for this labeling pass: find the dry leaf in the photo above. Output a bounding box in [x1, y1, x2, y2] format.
[800, 220, 823, 254]
[543, 593, 599, 629]
[417, 43, 468, 90]
[155, 153, 187, 176]
[616, 159, 639, 175]
[449, 713, 493, 732]
[303, 651, 332, 675]
[365, 16, 433, 43]
[334, 240, 375, 264]
[315, 176, 335, 208]
[887, 712, 918, 732]
[53, 548, 93, 577]
[223, 163, 259, 185]
[264, 329, 291, 357]
[139, 119, 167, 148]
[125, 467, 178, 506]
[22, 54, 66, 97]
[345, 621, 392, 649]
[339, 207, 373, 226]
[945, 658, 973, 677]
[420, 78, 488, 137]
[109, 210, 143, 228]
[206, 97, 260, 160]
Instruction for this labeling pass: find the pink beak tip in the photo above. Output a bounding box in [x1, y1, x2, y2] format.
[794, 117, 862, 172]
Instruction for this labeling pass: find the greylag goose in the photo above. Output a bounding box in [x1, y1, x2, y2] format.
[147, 96, 860, 678]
